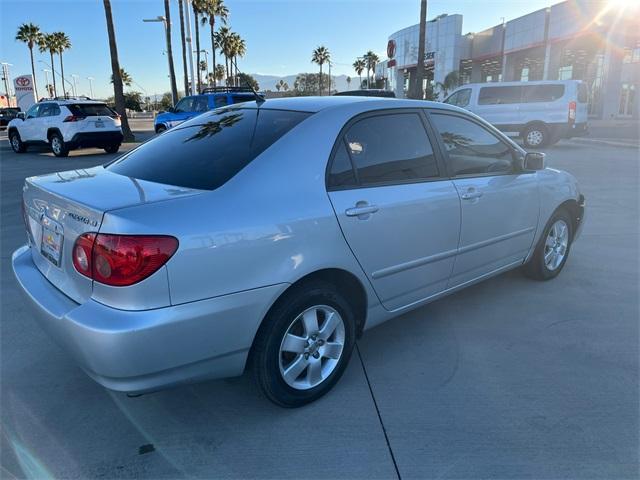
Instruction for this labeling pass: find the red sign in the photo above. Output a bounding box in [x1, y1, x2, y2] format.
[387, 59, 397, 68]
[16, 76, 31, 87]
[387, 39, 396, 59]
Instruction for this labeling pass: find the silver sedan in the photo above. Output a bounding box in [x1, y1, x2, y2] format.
[12, 96, 585, 407]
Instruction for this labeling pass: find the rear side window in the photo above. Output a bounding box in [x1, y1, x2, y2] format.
[107, 108, 310, 190]
[330, 112, 439, 187]
[214, 96, 228, 108]
[522, 85, 565, 103]
[193, 96, 209, 112]
[231, 95, 255, 104]
[68, 103, 115, 117]
[478, 86, 522, 105]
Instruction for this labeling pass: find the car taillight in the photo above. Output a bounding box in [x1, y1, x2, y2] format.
[63, 115, 86, 122]
[568, 101, 576, 124]
[21, 200, 32, 243]
[73, 233, 178, 287]
[110, 113, 121, 120]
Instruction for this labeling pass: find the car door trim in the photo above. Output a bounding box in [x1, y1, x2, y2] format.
[457, 226, 535, 255]
[371, 247, 458, 279]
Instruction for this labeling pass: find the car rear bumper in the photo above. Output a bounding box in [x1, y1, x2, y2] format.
[555, 122, 589, 139]
[12, 245, 287, 393]
[67, 131, 124, 148]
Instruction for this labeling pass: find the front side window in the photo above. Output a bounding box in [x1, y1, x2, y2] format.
[108, 108, 311, 190]
[25, 104, 39, 119]
[455, 89, 471, 107]
[37, 103, 54, 117]
[478, 86, 522, 105]
[430, 113, 514, 177]
[174, 97, 194, 113]
[193, 96, 209, 112]
[336, 112, 439, 187]
[444, 91, 459, 106]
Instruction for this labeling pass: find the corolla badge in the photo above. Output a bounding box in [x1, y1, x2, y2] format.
[67, 212, 99, 227]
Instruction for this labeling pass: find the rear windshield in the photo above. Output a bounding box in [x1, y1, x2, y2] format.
[68, 103, 115, 117]
[107, 108, 311, 190]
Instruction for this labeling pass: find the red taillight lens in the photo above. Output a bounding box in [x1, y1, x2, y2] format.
[72, 233, 178, 286]
[63, 115, 85, 122]
[568, 101, 576, 124]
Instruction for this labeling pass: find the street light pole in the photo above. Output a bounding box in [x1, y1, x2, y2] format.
[184, 0, 196, 95]
[195, 49, 209, 86]
[143, 15, 178, 105]
[87, 76, 94, 98]
[71, 74, 79, 97]
[42, 69, 51, 97]
[1, 62, 13, 106]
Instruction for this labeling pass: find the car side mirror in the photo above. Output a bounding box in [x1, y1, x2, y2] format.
[524, 152, 545, 170]
[17, 112, 26, 120]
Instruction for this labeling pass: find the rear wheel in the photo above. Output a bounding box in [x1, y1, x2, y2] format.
[104, 144, 120, 154]
[523, 124, 549, 149]
[49, 133, 69, 157]
[9, 131, 26, 153]
[523, 209, 573, 280]
[155, 124, 167, 134]
[251, 280, 356, 407]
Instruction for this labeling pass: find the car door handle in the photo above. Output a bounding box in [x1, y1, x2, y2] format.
[345, 204, 379, 217]
[460, 189, 483, 200]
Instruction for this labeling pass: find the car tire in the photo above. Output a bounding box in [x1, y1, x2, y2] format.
[9, 131, 27, 153]
[49, 132, 69, 157]
[104, 144, 120, 154]
[523, 209, 573, 281]
[155, 125, 167, 134]
[523, 124, 549, 149]
[250, 280, 357, 408]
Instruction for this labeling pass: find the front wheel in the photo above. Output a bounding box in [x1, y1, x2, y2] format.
[523, 124, 549, 149]
[104, 144, 120, 154]
[50, 133, 69, 157]
[155, 124, 167, 134]
[251, 280, 356, 407]
[9, 131, 26, 153]
[523, 209, 573, 280]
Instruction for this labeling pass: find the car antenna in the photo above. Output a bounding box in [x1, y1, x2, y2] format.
[230, 56, 264, 105]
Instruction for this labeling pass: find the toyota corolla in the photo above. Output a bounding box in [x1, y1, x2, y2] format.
[12, 96, 585, 407]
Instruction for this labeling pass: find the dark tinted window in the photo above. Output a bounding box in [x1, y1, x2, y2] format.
[231, 94, 255, 104]
[68, 103, 115, 116]
[328, 141, 356, 188]
[107, 108, 310, 190]
[25, 104, 39, 118]
[37, 103, 54, 117]
[522, 84, 565, 103]
[431, 113, 514, 176]
[478, 86, 522, 105]
[445, 89, 471, 107]
[214, 96, 228, 108]
[174, 97, 194, 113]
[343, 113, 438, 186]
[193, 96, 209, 112]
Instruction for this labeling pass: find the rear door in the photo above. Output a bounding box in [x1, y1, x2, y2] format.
[327, 110, 461, 311]
[474, 85, 523, 132]
[427, 110, 539, 287]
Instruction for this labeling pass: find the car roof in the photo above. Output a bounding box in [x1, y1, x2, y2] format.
[235, 95, 462, 114]
[455, 80, 580, 89]
[39, 98, 107, 105]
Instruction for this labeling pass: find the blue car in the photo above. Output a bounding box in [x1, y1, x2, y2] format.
[154, 87, 259, 133]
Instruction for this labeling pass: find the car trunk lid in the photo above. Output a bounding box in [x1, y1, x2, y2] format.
[23, 166, 202, 303]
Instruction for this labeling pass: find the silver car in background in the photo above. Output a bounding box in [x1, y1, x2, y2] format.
[12, 96, 585, 407]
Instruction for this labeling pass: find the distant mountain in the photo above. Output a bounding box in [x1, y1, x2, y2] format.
[251, 73, 356, 92]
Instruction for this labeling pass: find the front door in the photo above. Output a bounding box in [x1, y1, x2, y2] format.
[327, 110, 461, 311]
[427, 110, 539, 287]
[19, 104, 41, 141]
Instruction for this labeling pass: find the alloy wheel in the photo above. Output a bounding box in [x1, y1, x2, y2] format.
[526, 129, 543, 147]
[278, 305, 345, 390]
[544, 219, 569, 271]
[51, 137, 61, 154]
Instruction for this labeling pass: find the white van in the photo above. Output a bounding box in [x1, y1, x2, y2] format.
[444, 80, 589, 148]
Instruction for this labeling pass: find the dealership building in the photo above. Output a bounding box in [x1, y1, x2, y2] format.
[376, 0, 639, 119]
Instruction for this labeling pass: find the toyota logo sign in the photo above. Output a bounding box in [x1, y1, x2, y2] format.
[16, 77, 31, 87]
[387, 40, 396, 59]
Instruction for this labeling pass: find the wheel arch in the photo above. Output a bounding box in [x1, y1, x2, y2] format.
[555, 197, 584, 239]
[521, 120, 549, 136]
[46, 127, 63, 141]
[7, 126, 19, 137]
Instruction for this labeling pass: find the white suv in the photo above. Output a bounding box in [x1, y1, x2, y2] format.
[8, 99, 123, 157]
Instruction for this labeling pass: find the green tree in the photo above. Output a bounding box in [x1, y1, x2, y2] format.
[230, 33, 246, 86]
[236, 72, 258, 91]
[38, 33, 58, 97]
[311, 46, 330, 95]
[294, 72, 330, 96]
[352, 58, 365, 89]
[213, 63, 225, 84]
[124, 91, 143, 111]
[436, 70, 460, 98]
[215, 26, 232, 84]
[103, 0, 134, 141]
[52, 32, 71, 96]
[111, 68, 132, 88]
[346, 76, 351, 90]
[164, 0, 179, 106]
[15, 23, 43, 99]
[200, 0, 228, 87]
[363, 51, 379, 89]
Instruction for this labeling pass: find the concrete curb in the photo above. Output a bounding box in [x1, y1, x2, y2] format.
[567, 137, 639, 150]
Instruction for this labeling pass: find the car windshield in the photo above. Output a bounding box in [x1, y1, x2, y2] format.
[68, 103, 115, 117]
[107, 108, 311, 190]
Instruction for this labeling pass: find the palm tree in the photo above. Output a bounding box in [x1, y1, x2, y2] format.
[311, 46, 330, 95]
[411, 0, 428, 99]
[346, 76, 351, 90]
[199, 60, 208, 85]
[15, 23, 42, 99]
[177, 0, 189, 94]
[213, 64, 225, 84]
[231, 33, 246, 86]
[352, 58, 365, 89]
[436, 70, 460, 98]
[102, 0, 134, 141]
[363, 51, 379, 89]
[52, 32, 71, 96]
[164, 0, 179, 106]
[111, 68, 132, 87]
[215, 26, 232, 84]
[200, 0, 228, 87]
[38, 33, 58, 97]
[282, 82, 289, 92]
[192, 0, 205, 92]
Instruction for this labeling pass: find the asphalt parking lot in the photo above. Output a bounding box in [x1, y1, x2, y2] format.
[1, 128, 638, 479]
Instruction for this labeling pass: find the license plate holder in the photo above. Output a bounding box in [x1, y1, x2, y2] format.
[40, 215, 64, 267]
[95, 120, 104, 128]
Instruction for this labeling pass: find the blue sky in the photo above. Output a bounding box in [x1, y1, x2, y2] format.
[1, 0, 553, 98]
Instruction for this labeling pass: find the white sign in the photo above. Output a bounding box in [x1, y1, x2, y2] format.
[14, 75, 35, 112]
